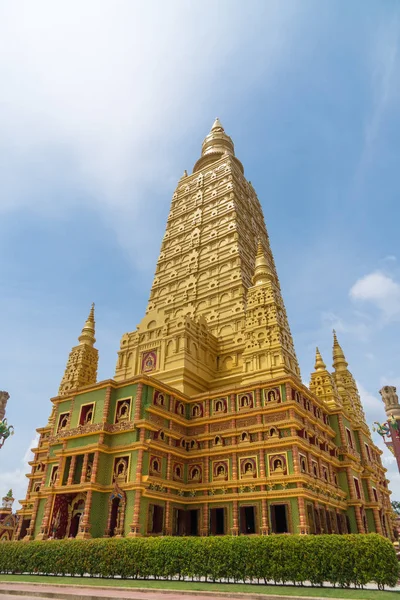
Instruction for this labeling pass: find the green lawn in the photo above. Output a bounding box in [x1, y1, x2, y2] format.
[0, 574, 399, 599]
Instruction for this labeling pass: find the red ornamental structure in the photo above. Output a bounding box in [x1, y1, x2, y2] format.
[374, 387, 400, 473]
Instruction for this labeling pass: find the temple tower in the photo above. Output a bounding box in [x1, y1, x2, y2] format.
[115, 119, 300, 394]
[58, 304, 98, 396]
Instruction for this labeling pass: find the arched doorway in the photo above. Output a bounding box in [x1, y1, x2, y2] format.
[69, 512, 82, 538]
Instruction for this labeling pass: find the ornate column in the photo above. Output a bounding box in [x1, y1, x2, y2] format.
[54, 453, 64, 487]
[80, 453, 89, 484]
[373, 508, 383, 535]
[165, 500, 172, 535]
[134, 382, 144, 421]
[102, 385, 112, 423]
[36, 495, 54, 540]
[127, 428, 146, 537]
[202, 502, 209, 536]
[90, 452, 100, 484]
[24, 498, 40, 540]
[297, 495, 308, 534]
[261, 497, 269, 535]
[292, 445, 300, 474]
[67, 455, 77, 486]
[232, 500, 239, 535]
[354, 505, 365, 533]
[77, 490, 92, 539]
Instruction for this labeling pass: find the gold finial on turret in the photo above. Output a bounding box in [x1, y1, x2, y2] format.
[211, 117, 224, 131]
[332, 329, 348, 371]
[78, 303, 96, 347]
[314, 347, 326, 371]
[252, 241, 274, 286]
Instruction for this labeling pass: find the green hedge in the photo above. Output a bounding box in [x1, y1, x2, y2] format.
[0, 535, 398, 588]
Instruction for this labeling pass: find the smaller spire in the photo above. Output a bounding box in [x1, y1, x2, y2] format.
[314, 347, 326, 371]
[252, 241, 274, 286]
[332, 329, 348, 371]
[78, 303, 96, 347]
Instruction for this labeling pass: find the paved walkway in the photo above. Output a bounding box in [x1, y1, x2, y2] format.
[0, 582, 346, 600]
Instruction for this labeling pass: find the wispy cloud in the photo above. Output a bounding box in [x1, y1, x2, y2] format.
[0, 0, 299, 265]
[354, 14, 400, 188]
[350, 271, 400, 321]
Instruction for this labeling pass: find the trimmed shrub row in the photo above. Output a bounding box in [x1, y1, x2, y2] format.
[0, 534, 398, 589]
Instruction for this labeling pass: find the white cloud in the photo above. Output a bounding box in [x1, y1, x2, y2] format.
[320, 311, 370, 340]
[350, 271, 400, 320]
[0, 435, 39, 510]
[0, 0, 299, 263]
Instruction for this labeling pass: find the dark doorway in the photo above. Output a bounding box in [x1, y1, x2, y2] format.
[270, 504, 288, 534]
[173, 508, 186, 536]
[69, 513, 82, 538]
[210, 507, 225, 535]
[188, 509, 199, 536]
[306, 504, 316, 534]
[149, 504, 164, 534]
[109, 498, 120, 536]
[240, 506, 256, 534]
[18, 519, 30, 540]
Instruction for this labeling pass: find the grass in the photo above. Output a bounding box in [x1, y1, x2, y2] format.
[0, 574, 399, 599]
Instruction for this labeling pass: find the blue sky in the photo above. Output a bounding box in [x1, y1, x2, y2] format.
[1, 0, 400, 506]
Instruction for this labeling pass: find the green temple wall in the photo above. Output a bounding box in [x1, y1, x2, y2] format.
[69, 389, 106, 428]
[33, 499, 46, 538]
[66, 435, 99, 450]
[346, 506, 357, 533]
[366, 508, 376, 533]
[90, 491, 109, 538]
[124, 491, 135, 536]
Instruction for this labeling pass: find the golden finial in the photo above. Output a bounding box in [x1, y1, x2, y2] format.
[78, 303, 96, 347]
[332, 329, 348, 371]
[314, 347, 326, 371]
[211, 117, 224, 131]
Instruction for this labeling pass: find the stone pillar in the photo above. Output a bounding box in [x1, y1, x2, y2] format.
[36, 494, 54, 540]
[102, 385, 112, 423]
[259, 448, 266, 478]
[373, 508, 383, 535]
[134, 382, 144, 421]
[292, 445, 300, 474]
[77, 490, 92, 539]
[80, 453, 89, 484]
[354, 505, 365, 533]
[261, 498, 269, 535]
[232, 500, 239, 535]
[128, 490, 142, 537]
[297, 495, 309, 534]
[202, 502, 209, 536]
[165, 500, 172, 535]
[205, 398, 210, 418]
[67, 455, 77, 486]
[90, 451, 100, 484]
[24, 497, 40, 540]
[54, 454, 64, 487]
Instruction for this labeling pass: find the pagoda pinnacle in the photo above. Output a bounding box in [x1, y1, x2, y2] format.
[59, 304, 98, 396]
[252, 241, 274, 285]
[332, 330, 348, 371]
[314, 347, 326, 371]
[78, 303, 96, 346]
[193, 117, 241, 173]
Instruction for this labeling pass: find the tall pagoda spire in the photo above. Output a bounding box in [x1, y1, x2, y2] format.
[115, 119, 300, 392]
[331, 331, 366, 424]
[58, 304, 98, 396]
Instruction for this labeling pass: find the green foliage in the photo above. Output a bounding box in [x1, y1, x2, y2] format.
[0, 534, 397, 588]
[391, 500, 400, 515]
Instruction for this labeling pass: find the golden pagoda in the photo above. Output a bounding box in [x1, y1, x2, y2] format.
[16, 120, 392, 540]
